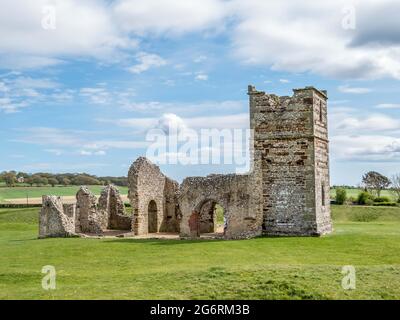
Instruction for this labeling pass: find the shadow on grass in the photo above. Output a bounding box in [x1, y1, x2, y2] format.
[104, 238, 226, 246]
[104, 235, 289, 246]
[8, 238, 39, 242]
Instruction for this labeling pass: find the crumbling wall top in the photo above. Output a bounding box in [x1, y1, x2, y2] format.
[248, 84, 328, 100]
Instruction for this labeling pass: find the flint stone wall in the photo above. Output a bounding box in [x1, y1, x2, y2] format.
[179, 162, 263, 239]
[98, 185, 131, 230]
[76, 187, 104, 234]
[249, 85, 332, 236]
[39, 196, 76, 238]
[128, 157, 180, 235]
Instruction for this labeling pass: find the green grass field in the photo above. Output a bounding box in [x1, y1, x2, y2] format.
[0, 185, 128, 202]
[0, 205, 399, 300]
[330, 188, 396, 201]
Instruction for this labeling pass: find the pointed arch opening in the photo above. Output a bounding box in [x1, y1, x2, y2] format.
[148, 200, 158, 233]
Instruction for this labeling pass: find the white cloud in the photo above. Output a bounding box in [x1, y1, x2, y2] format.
[118, 100, 245, 115]
[109, 117, 159, 130]
[51, 89, 75, 103]
[80, 150, 106, 156]
[12, 127, 148, 151]
[80, 150, 92, 156]
[0, 0, 134, 69]
[11, 77, 59, 89]
[128, 52, 167, 74]
[157, 113, 188, 135]
[119, 101, 166, 112]
[329, 107, 400, 163]
[163, 79, 175, 86]
[333, 113, 400, 133]
[279, 79, 290, 83]
[195, 73, 209, 81]
[109, 112, 249, 131]
[85, 141, 148, 150]
[331, 135, 400, 162]
[194, 55, 207, 63]
[0, 55, 63, 70]
[0, 74, 69, 113]
[113, 0, 226, 35]
[0, 97, 27, 113]
[229, 0, 400, 80]
[80, 87, 111, 105]
[376, 103, 400, 110]
[329, 100, 350, 105]
[79, 85, 136, 106]
[1, 0, 400, 81]
[185, 113, 248, 129]
[45, 149, 64, 156]
[338, 85, 372, 94]
[14, 127, 82, 146]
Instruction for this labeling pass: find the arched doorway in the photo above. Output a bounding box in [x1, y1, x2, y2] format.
[198, 200, 225, 236]
[148, 200, 158, 233]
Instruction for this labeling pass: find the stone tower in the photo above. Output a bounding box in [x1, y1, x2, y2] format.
[249, 85, 332, 236]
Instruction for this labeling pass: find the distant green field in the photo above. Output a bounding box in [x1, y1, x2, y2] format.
[330, 188, 396, 201]
[0, 205, 399, 299]
[0, 185, 128, 202]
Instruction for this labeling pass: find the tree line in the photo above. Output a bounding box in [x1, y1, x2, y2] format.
[335, 171, 400, 206]
[0, 171, 128, 187]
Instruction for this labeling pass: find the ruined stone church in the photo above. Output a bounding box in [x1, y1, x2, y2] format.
[39, 85, 332, 240]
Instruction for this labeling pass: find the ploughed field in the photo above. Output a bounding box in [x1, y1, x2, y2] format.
[0, 205, 399, 299]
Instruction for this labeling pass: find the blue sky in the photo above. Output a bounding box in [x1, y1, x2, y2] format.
[1, 0, 400, 185]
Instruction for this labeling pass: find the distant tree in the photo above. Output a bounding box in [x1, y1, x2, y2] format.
[32, 174, 48, 186]
[2, 170, 130, 187]
[98, 176, 128, 186]
[32, 175, 40, 186]
[72, 175, 101, 186]
[362, 171, 391, 197]
[335, 188, 347, 205]
[3, 172, 17, 187]
[25, 177, 34, 186]
[391, 174, 400, 202]
[357, 191, 374, 205]
[61, 178, 71, 186]
[48, 178, 59, 187]
[16, 171, 29, 179]
[41, 177, 48, 186]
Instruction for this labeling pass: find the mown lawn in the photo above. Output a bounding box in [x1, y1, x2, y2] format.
[0, 205, 399, 300]
[0, 185, 128, 202]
